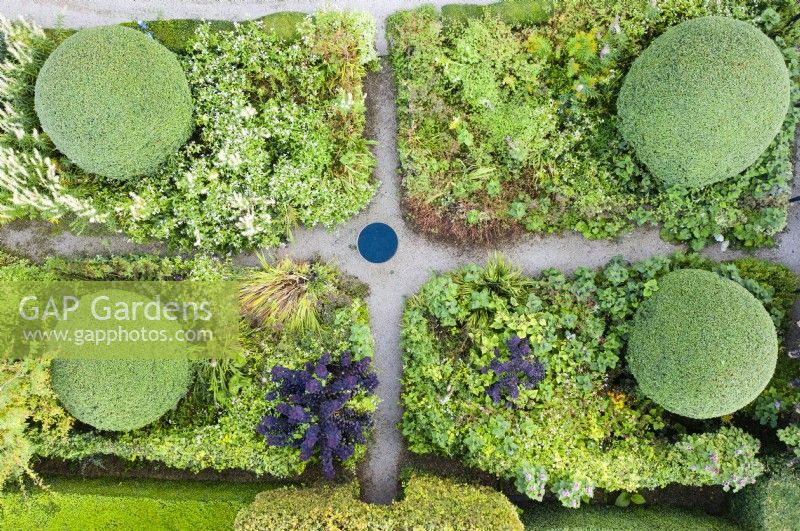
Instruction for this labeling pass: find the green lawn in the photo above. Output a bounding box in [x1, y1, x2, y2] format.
[523, 504, 741, 530]
[0, 477, 275, 531]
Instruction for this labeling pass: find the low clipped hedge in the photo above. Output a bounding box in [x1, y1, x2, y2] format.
[628, 269, 778, 419]
[0, 477, 268, 531]
[51, 358, 191, 431]
[728, 459, 800, 531]
[234, 473, 524, 530]
[34, 25, 193, 179]
[617, 16, 790, 188]
[523, 504, 738, 530]
[122, 12, 305, 53]
[441, 0, 552, 26]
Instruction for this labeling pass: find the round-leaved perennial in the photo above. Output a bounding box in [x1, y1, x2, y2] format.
[51, 358, 191, 431]
[35, 25, 193, 179]
[627, 269, 777, 419]
[617, 16, 790, 189]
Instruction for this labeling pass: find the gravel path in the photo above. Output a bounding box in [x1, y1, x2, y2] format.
[0, 0, 496, 54]
[0, 1, 798, 505]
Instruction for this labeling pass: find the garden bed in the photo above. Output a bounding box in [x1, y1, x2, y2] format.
[0, 10, 378, 253]
[401, 253, 800, 507]
[389, 0, 800, 250]
[0, 251, 378, 489]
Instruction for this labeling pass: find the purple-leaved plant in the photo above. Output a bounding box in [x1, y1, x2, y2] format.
[481, 335, 545, 406]
[257, 352, 378, 479]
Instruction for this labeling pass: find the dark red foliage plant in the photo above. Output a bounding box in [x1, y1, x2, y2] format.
[481, 335, 545, 407]
[257, 352, 378, 479]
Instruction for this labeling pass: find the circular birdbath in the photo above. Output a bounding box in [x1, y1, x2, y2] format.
[357, 223, 398, 264]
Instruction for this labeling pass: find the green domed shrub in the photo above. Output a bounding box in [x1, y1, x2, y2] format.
[617, 16, 790, 189]
[51, 359, 191, 431]
[627, 269, 777, 419]
[34, 25, 193, 179]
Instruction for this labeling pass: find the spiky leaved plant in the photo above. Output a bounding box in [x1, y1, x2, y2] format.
[456, 253, 532, 329]
[239, 256, 335, 333]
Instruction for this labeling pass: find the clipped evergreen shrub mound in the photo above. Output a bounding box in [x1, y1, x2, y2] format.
[234, 473, 524, 530]
[728, 458, 800, 530]
[617, 16, 790, 189]
[34, 25, 193, 179]
[441, 0, 553, 26]
[628, 269, 777, 419]
[523, 504, 738, 530]
[51, 358, 191, 431]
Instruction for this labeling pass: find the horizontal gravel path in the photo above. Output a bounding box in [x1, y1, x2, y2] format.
[0, 0, 798, 505]
[0, 0, 496, 54]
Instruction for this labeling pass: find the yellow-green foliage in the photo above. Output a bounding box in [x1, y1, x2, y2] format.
[122, 12, 305, 53]
[239, 258, 337, 333]
[628, 269, 778, 419]
[234, 473, 524, 530]
[0, 477, 268, 530]
[524, 504, 738, 530]
[441, 0, 553, 26]
[0, 359, 71, 489]
[2, 253, 373, 480]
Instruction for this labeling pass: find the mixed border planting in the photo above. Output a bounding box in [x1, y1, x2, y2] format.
[401, 253, 799, 507]
[389, 0, 800, 249]
[234, 472, 525, 530]
[0, 12, 377, 253]
[0, 251, 377, 487]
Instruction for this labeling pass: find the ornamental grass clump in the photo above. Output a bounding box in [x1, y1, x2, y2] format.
[239, 258, 335, 333]
[617, 16, 790, 189]
[34, 26, 193, 179]
[257, 352, 378, 479]
[627, 269, 778, 419]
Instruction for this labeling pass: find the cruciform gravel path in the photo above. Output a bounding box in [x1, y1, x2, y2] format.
[1, 1, 799, 505]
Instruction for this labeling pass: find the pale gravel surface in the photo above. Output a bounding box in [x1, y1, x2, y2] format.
[0, 0, 495, 54]
[0, 1, 799, 505]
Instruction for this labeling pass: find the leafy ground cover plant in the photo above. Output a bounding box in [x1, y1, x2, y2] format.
[741, 258, 800, 453]
[0, 11, 378, 252]
[401, 253, 797, 507]
[0, 252, 376, 487]
[388, 1, 800, 249]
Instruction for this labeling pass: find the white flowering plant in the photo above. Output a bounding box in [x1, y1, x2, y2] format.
[0, 12, 378, 252]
